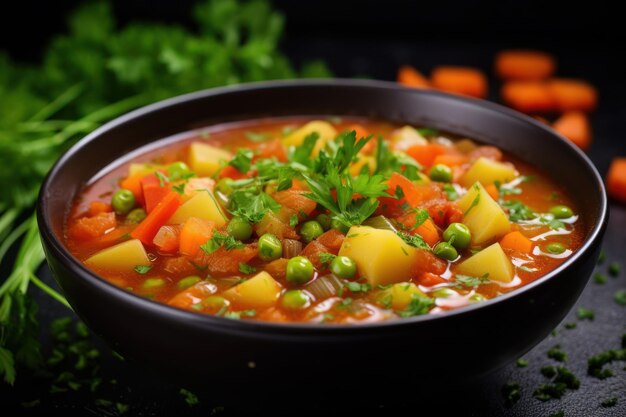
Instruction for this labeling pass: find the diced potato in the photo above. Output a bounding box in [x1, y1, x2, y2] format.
[188, 142, 232, 176]
[128, 163, 163, 177]
[168, 191, 227, 227]
[282, 120, 337, 155]
[460, 157, 518, 187]
[457, 182, 510, 245]
[338, 226, 418, 286]
[223, 271, 282, 308]
[349, 155, 376, 176]
[390, 126, 428, 151]
[456, 242, 514, 283]
[85, 239, 150, 273]
[379, 282, 427, 310]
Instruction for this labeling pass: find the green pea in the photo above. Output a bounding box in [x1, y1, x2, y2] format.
[549, 205, 574, 219]
[286, 256, 314, 285]
[143, 278, 165, 289]
[331, 218, 350, 234]
[300, 220, 324, 243]
[177, 276, 201, 289]
[429, 164, 453, 182]
[111, 189, 135, 215]
[433, 242, 459, 261]
[315, 214, 332, 231]
[281, 290, 310, 310]
[330, 256, 357, 279]
[443, 223, 471, 250]
[227, 217, 253, 241]
[215, 178, 235, 196]
[258, 233, 282, 261]
[167, 161, 191, 180]
[126, 208, 147, 224]
[546, 242, 566, 254]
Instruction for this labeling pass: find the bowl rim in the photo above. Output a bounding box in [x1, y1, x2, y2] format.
[37, 78, 608, 335]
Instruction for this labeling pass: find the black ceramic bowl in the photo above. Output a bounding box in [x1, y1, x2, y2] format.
[37, 80, 607, 391]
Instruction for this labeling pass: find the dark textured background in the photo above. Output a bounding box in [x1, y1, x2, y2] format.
[1, 1, 625, 415]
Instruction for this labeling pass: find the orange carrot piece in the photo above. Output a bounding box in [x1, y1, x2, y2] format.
[272, 189, 317, 218]
[416, 272, 446, 287]
[432, 153, 469, 167]
[431, 66, 488, 98]
[485, 184, 499, 201]
[500, 231, 533, 254]
[179, 217, 216, 257]
[547, 79, 598, 112]
[495, 50, 556, 80]
[606, 158, 626, 203]
[120, 173, 145, 205]
[414, 218, 440, 247]
[552, 111, 592, 151]
[316, 229, 345, 253]
[500, 81, 555, 113]
[68, 212, 116, 241]
[397, 65, 430, 89]
[406, 143, 449, 167]
[131, 191, 182, 245]
[88, 201, 112, 217]
[141, 173, 172, 213]
[255, 138, 287, 162]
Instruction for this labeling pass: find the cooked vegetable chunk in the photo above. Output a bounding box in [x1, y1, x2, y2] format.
[380, 283, 428, 310]
[85, 239, 150, 272]
[338, 226, 418, 286]
[460, 157, 518, 187]
[223, 271, 282, 308]
[282, 120, 337, 155]
[188, 142, 232, 176]
[168, 191, 227, 226]
[456, 242, 514, 283]
[457, 182, 510, 245]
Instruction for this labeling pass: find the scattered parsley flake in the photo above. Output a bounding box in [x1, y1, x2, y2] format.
[593, 272, 607, 284]
[200, 231, 244, 254]
[154, 171, 169, 187]
[397, 293, 434, 317]
[397, 232, 430, 251]
[289, 214, 299, 227]
[453, 273, 490, 288]
[345, 282, 371, 293]
[597, 250, 606, 264]
[133, 265, 152, 275]
[516, 358, 529, 368]
[502, 200, 535, 222]
[443, 184, 458, 201]
[601, 397, 618, 408]
[609, 261, 621, 277]
[318, 252, 336, 265]
[229, 149, 254, 173]
[238, 263, 256, 275]
[577, 307, 594, 320]
[245, 131, 271, 142]
[547, 345, 568, 362]
[501, 381, 521, 407]
[614, 289, 626, 305]
[179, 388, 199, 407]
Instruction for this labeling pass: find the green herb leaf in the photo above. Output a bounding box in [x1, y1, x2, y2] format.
[133, 265, 152, 275]
[397, 232, 430, 251]
[238, 263, 256, 275]
[229, 149, 254, 174]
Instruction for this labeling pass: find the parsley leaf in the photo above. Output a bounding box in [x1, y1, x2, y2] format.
[453, 273, 490, 287]
[229, 191, 281, 223]
[133, 265, 152, 275]
[229, 149, 254, 173]
[318, 252, 336, 265]
[397, 293, 434, 317]
[345, 282, 371, 293]
[245, 131, 271, 143]
[502, 200, 535, 222]
[200, 231, 244, 254]
[238, 263, 257, 275]
[154, 171, 169, 187]
[397, 232, 430, 251]
[443, 184, 458, 201]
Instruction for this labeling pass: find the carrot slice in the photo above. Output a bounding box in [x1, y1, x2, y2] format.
[500, 81, 555, 113]
[88, 201, 112, 217]
[431, 66, 488, 98]
[414, 218, 440, 247]
[120, 173, 145, 205]
[432, 153, 469, 167]
[552, 111, 592, 151]
[500, 231, 533, 254]
[397, 65, 430, 89]
[495, 50, 556, 80]
[131, 191, 182, 245]
[272, 189, 317, 218]
[316, 229, 345, 253]
[415, 272, 446, 287]
[406, 143, 448, 167]
[606, 158, 626, 203]
[179, 217, 216, 257]
[141, 173, 172, 213]
[68, 212, 116, 241]
[547, 79, 598, 112]
[485, 184, 499, 201]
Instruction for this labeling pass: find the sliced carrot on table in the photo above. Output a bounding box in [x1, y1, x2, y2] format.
[606, 158, 626, 203]
[397, 65, 430, 89]
[131, 191, 182, 245]
[547, 78, 598, 112]
[552, 111, 592, 151]
[431, 66, 488, 98]
[500, 81, 555, 113]
[500, 231, 533, 254]
[179, 217, 215, 257]
[495, 50, 556, 80]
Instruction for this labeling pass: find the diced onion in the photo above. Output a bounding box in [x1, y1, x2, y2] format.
[306, 274, 345, 301]
[282, 239, 302, 259]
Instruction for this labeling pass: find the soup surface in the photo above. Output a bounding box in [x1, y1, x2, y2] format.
[65, 117, 583, 323]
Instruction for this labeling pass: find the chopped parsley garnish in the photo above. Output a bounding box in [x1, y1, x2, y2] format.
[501, 381, 521, 407]
[397, 293, 434, 317]
[501, 200, 534, 222]
[601, 397, 618, 408]
[397, 232, 430, 251]
[464, 189, 481, 216]
[564, 322, 577, 330]
[588, 348, 625, 379]
[222, 309, 257, 320]
[496, 180, 522, 198]
[238, 263, 256, 275]
[172, 183, 186, 195]
[318, 252, 336, 265]
[576, 307, 594, 320]
[547, 345, 567, 362]
[200, 231, 244, 254]
[516, 358, 529, 367]
[443, 184, 458, 201]
[416, 127, 439, 137]
[534, 366, 580, 401]
[228, 190, 281, 223]
[614, 289, 626, 305]
[133, 265, 152, 275]
[411, 208, 430, 230]
[289, 214, 299, 227]
[345, 282, 371, 293]
[453, 273, 491, 288]
[593, 272, 607, 284]
[597, 250, 606, 264]
[179, 388, 199, 407]
[229, 149, 254, 173]
[539, 216, 565, 230]
[608, 261, 621, 276]
[154, 171, 169, 187]
[245, 131, 271, 142]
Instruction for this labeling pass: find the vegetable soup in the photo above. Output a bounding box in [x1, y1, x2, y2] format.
[64, 117, 584, 323]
